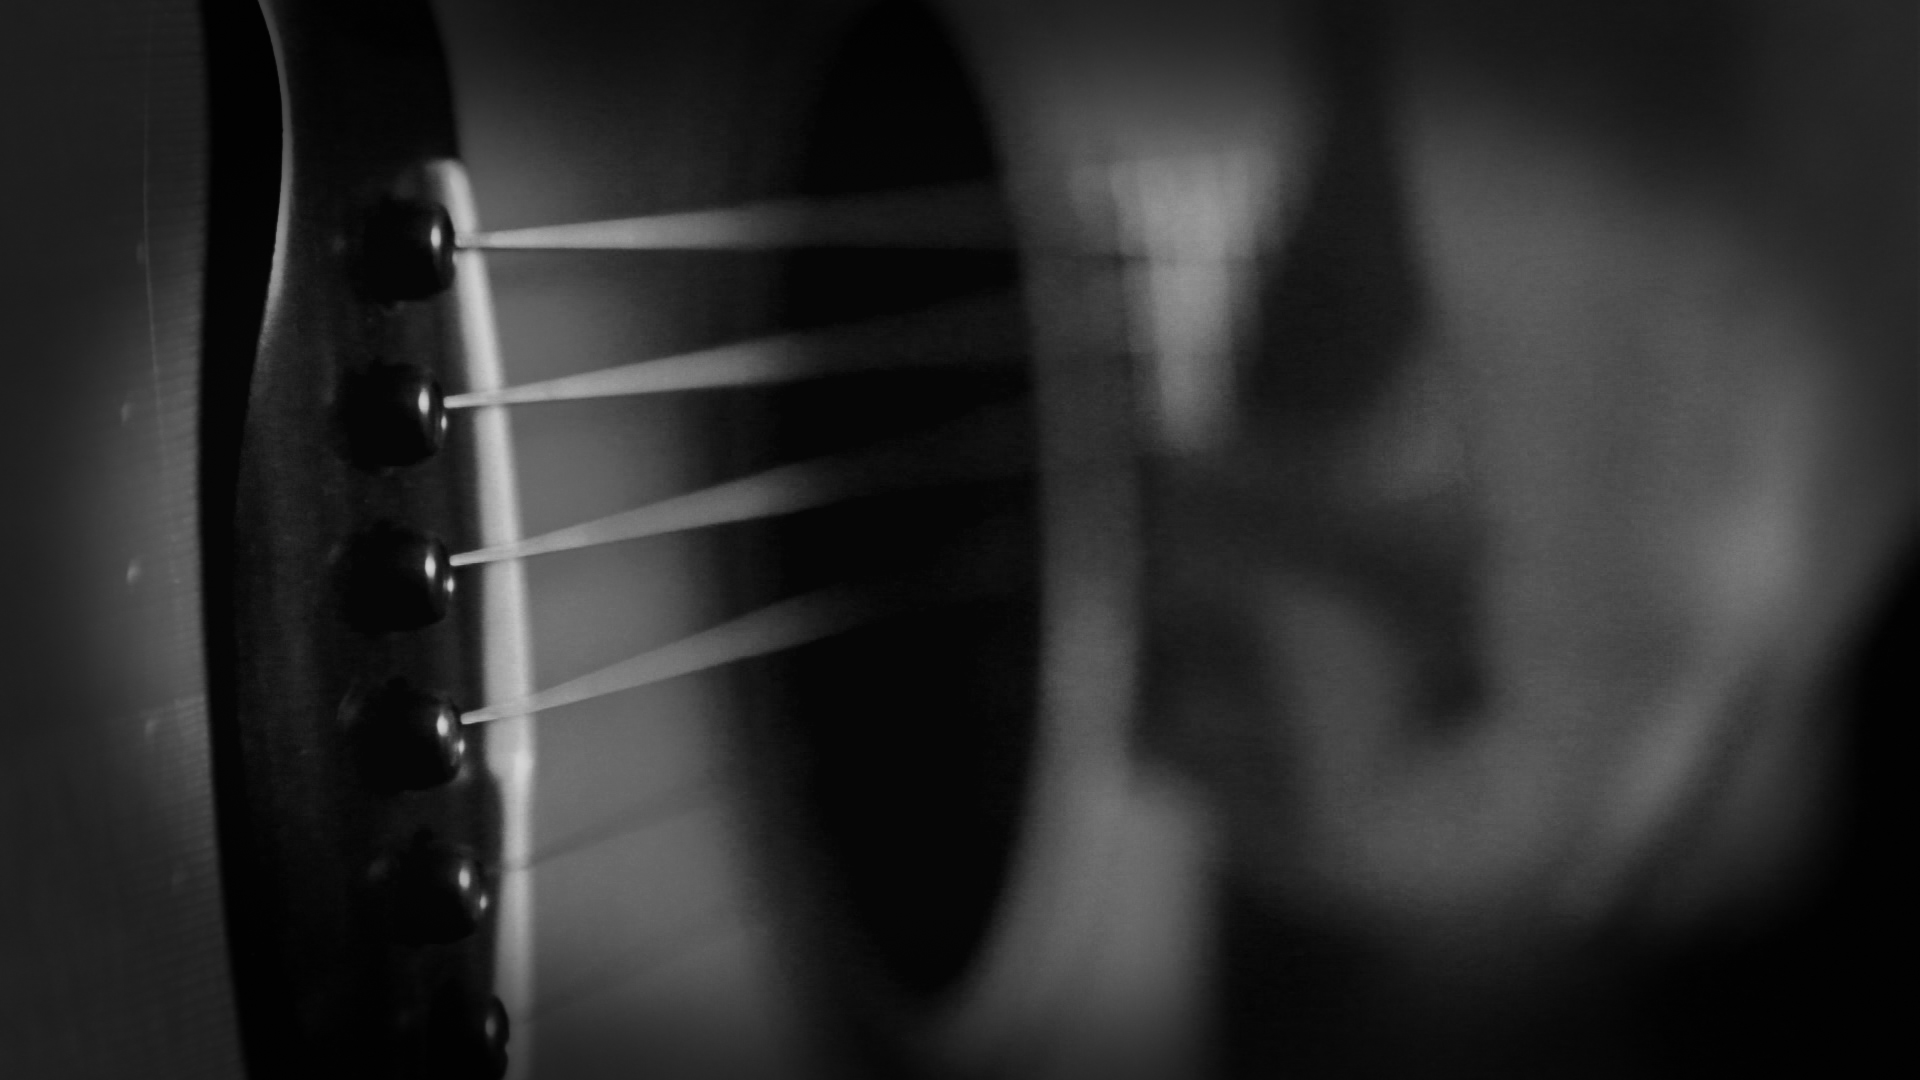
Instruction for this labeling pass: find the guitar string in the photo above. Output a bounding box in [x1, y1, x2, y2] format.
[458, 181, 1015, 253]
[450, 398, 1031, 567]
[457, 193, 1256, 258]
[462, 586, 876, 726]
[444, 290, 1021, 408]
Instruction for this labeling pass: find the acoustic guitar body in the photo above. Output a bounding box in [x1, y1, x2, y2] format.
[1, 2, 1192, 1078]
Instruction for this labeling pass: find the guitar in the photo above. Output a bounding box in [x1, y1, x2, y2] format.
[4, 2, 1912, 1078]
[4, 1, 1190, 1077]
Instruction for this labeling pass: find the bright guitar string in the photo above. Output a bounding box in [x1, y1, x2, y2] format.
[461, 586, 877, 726]
[444, 290, 1021, 408]
[457, 170, 1264, 258]
[450, 400, 1031, 568]
[458, 181, 1017, 252]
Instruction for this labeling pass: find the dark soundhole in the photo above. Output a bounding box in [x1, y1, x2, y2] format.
[746, 1, 1041, 1003]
